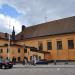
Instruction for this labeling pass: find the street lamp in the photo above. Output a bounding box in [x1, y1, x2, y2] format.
[8, 21, 11, 60]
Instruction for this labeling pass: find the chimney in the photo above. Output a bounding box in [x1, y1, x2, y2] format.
[5, 33, 8, 38]
[22, 25, 26, 31]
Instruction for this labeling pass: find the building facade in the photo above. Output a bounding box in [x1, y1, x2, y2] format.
[0, 16, 75, 62]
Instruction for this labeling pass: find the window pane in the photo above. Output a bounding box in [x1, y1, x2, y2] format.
[35, 55, 38, 60]
[18, 48, 20, 53]
[38, 42, 43, 51]
[1, 49, 3, 53]
[68, 40, 74, 49]
[39, 56, 41, 60]
[57, 41, 62, 50]
[18, 57, 20, 62]
[47, 42, 52, 50]
[24, 48, 27, 53]
[6, 57, 8, 59]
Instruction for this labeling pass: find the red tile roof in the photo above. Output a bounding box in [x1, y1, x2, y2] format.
[16, 16, 75, 40]
[0, 32, 9, 39]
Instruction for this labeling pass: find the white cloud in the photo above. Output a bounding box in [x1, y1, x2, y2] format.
[0, 0, 75, 29]
[5, 0, 75, 26]
[0, 14, 21, 34]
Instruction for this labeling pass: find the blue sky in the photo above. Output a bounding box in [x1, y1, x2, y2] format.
[0, 4, 21, 18]
[0, 0, 75, 34]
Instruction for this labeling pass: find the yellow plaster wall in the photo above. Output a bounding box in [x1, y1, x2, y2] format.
[24, 48, 44, 61]
[16, 33, 75, 60]
[0, 40, 8, 46]
[0, 46, 24, 61]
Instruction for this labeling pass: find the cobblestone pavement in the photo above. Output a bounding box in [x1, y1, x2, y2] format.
[0, 64, 75, 75]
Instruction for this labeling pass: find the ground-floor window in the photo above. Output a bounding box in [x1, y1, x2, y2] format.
[0, 49, 3, 53]
[6, 57, 8, 59]
[12, 57, 16, 62]
[0, 56, 3, 59]
[35, 55, 38, 60]
[24, 57, 28, 61]
[39, 56, 41, 60]
[30, 55, 41, 61]
[18, 57, 20, 62]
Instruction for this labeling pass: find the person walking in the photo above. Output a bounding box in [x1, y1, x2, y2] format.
[24, 58, 27, 65]
[12, 57, 16, 65]
[33, 56, 36, 66]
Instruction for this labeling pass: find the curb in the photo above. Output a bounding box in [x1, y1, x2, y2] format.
[13, 65, 75, 68]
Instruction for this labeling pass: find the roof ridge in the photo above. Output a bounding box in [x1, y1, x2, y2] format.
[26, 16, 75, 28]
[15, 16, 75, 40]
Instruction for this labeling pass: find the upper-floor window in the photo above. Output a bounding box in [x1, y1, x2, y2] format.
[38, 41, 43, 51]
[57, 41, 62, 50]
[4, 44, 8, 46]
[7, 48, 9, 53]
[68, 40, 74, 49]
[47, 42, 52, 50]
[24, 48, 27, 53]
[0, 49, 3, 53]
[18, 48, 20, 53]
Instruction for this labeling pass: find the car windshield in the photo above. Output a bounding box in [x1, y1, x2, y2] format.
[0, 58, 11, 62]
[0, 59, 2, 62]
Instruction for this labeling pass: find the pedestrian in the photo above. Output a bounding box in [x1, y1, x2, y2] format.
[24, 58, 27, 65]
[33, 56, 36, 66]
[14, 58, 16, 65]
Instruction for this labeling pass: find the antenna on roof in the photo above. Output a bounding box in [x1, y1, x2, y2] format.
[44, 12, 48, 22]
[22, 25, 26, 31]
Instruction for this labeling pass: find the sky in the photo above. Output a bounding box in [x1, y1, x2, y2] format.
[0, 0, 75, 34]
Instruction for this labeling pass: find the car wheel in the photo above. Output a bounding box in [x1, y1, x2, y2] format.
[2, 65, 5, 69]
[9, 66, 12, 69]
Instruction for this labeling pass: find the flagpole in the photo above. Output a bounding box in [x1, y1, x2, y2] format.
[44, 12, 48, 22]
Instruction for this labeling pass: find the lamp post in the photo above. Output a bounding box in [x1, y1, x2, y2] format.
[8, 21, 11, 60]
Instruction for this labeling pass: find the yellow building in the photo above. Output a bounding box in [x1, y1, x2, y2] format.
[0, 16, 75, 62]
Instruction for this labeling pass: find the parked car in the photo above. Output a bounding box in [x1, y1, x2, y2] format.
[36, 60, 48, 65]
[0, 59, 13, 69]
